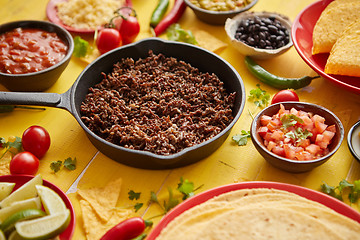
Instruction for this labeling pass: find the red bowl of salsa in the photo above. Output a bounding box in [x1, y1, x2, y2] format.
[250, 102, 344, 173]
[0, 20, 73, 91]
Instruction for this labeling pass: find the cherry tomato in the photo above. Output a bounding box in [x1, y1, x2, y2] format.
[22, 125, 51, 159]
[10, 152, 39, 175]
[271, 89, 299, 104]
[96, 28, 122, 54]
[113, 7, 140, 45]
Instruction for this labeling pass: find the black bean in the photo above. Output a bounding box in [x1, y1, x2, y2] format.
[233, 15, 290, 50]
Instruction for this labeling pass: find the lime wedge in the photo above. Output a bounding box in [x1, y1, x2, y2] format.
[35, 185, 67, 215]
[16, 209, 70, 240]
[0, 175, 42, 208]
[1, 209, 46, 235]
[7, 231, 23, 240]
[0, 230, 5, 240]
[0, 197, 41, 223]
[0, 182, 16, 201]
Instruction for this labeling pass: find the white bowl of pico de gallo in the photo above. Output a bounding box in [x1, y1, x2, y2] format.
[251, 102, 344, 173]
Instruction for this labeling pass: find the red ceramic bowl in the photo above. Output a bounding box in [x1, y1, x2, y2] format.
[0, 174, 75, 240]
[147, 181, 360, 239]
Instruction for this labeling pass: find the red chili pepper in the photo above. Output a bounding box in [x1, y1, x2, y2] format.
[100, 217, 151, 240]
[154, 0, 187, 36]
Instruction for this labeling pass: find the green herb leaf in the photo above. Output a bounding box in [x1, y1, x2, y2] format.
[164, 187, 179, 213]
[134, 202, 143, 212]
[0, 137, 6, 148]
[73, 36, 89, 58]
[166, 24, 197, 45]
[150, 191, 160, 205]
[63, 157, 77, 170]
[50, 160, 63, 173]
[7, 136, 22, 152]
[177, 177, 195, 200]
[281, 114, 303, 128]
[128, 190, 141, 200]
[232, 130, 251, 146]
[248, 84, 270, 107]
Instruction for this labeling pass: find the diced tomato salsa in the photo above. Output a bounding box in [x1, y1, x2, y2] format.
[258, 104, 336, 161]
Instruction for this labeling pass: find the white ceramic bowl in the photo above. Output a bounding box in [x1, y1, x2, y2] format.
[225, 11, 293, 59]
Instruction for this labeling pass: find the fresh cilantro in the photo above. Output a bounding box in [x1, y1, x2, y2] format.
[281, 114, 303, 128]
[128, 190, 141, 200]
[285, 127, 312, 145]
[177, 177, 195, 200]
[150, 178, 203, 215]
[134, 202, 143, 212]
[73, 36, 89, 58]
[50, 160, 63, 173]
[50, 157, 77, 173]
[166, 24, 197, 45]
[321, 179, 360, 203]
[232, 130, 251, 146]
[64, 157, 77, 170]
[0, 136, 22, 159]
[248, 84, 270, 107]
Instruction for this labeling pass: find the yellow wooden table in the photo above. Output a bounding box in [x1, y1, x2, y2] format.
[1, 0, 360, 239]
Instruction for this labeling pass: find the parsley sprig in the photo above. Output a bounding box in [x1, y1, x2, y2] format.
[248, 84, 270, 108]
[0, 136, 22, 159]
[232, 130, 251, 146]
[321, 179, 360, 204]
[50, 157, 77, 173]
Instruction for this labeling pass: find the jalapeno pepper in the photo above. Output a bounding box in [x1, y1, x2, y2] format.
[154, 0, 187, 36]
[100, 217, 152, 240]
[150, 0, 170, 28]
[244, 56, 320, 90]
[0, 105, 45, 113]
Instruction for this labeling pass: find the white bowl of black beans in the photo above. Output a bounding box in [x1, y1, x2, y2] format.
[225, 11, 293, 59]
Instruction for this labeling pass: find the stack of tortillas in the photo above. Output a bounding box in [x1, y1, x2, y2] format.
[155, 188, 360, 240]
[312, 0, 360, 77]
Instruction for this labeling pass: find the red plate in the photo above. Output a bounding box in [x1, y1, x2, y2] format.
[291, 0, 360, 94]
[0, 175, 75, 240]
[46, 0, 97, 34]
[147, 181, 360, 239]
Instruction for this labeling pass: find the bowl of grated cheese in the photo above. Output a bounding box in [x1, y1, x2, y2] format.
[46, 0, 124, 34]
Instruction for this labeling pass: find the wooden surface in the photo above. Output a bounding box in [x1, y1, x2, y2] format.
[1, 0, 360, 239]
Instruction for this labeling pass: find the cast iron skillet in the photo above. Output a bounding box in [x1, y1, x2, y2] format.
[0, 38, 246, 169]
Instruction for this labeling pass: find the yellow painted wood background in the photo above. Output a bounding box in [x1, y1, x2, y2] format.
[1, 0, 360, 239]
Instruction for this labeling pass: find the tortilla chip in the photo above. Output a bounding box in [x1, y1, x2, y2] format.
[312, 0, 360, 54]
[192, 30, 227, 53]
[325, 18, 360, 77]
[77, 177, 122, 222]
[80, 200, 133, 240]
[0, 160, 10, 176]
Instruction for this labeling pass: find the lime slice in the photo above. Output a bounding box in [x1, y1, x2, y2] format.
[0, 197, 41, 223]
[7, 231, 23, 240]
[0, 175, 42, 208]
[36, 185, 67, 215]
[0, 230, 5, 240]
[1, 209, 46, 235]
[0, 182, 16, 201]
[16, 209, 70, 240]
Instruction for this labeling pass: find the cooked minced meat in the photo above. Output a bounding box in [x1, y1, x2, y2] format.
[80, 51, 236, 155]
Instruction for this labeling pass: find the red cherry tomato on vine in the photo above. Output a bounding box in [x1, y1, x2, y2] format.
[96, 28, 122, 54]
[10, 152, 39, 175]
[271, 89, 299, 104]
[113, 7, 140, 45]
[22, 125, 50, 159]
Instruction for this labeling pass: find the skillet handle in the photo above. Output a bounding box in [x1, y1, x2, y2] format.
[0, 91, 69, 110]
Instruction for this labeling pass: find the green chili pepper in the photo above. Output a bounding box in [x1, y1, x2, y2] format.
[150, 0, 170, 28]
[244, 56, 320, 90]
[0, 105, 46, 113]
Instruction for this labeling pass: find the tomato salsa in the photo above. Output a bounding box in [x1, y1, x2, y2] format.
[0, 27, 68, 74]
[258, 104, 336, 161]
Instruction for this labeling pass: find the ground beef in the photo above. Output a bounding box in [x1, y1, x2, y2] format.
[80, 51, 236, 155]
